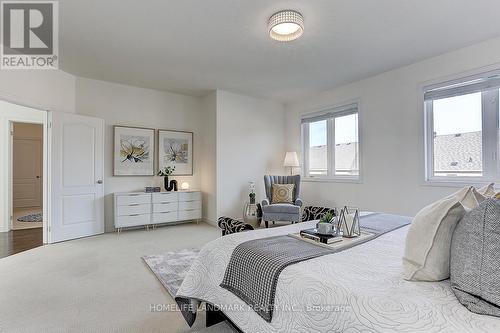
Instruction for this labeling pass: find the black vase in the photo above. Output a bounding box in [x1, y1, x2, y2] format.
[168, 180, 178, 192]
[164, 176, 178, 192]
[164, 176, 169, 191]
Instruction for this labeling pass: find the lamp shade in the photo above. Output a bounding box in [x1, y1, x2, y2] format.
[283, 152, 300, 167]
[268, 10, 304, 42]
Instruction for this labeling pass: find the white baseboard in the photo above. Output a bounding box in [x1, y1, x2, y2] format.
[202, 217, 218, 227]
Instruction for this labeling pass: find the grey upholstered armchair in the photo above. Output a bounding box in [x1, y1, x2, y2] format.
[261, 175, 303, 228]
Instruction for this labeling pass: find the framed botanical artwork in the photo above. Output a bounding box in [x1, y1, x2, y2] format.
[113, 126, 155, 176]
[158, 129, 193, 176]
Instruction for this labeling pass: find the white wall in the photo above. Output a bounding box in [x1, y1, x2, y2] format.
[75, 78, 203, 232]
[285, 37, 500, 217]
[200, 92, 218, 224]
[217, 90, 285, 218]
[0, 70, 75, 113]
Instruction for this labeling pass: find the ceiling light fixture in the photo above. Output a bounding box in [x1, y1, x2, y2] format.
[268, 10, 304, 42]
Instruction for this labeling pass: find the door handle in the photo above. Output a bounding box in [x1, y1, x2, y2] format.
[36, 176, 40, 179]
[97, 180, 103, 184]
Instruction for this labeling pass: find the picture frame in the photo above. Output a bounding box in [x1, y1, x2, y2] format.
[157, 129, 193, 176]
[113, 126, 155, 176]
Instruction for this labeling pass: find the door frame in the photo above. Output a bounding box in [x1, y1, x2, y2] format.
[1, 98, 49, 243]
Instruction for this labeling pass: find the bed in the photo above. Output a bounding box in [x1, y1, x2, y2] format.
[176, 215, 500, 332]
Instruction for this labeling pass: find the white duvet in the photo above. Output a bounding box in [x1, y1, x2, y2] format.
[176, 220, 500, 332]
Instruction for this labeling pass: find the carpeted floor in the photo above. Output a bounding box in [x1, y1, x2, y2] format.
[0, 222, 235, 333]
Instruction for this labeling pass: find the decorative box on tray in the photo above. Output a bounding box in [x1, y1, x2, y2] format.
[299, 228, 342, 244]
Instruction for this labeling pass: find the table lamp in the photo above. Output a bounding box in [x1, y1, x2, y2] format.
[283, 152, 299, 175]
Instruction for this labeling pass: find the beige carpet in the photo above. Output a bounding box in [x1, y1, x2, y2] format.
[0, 222, 235, 333]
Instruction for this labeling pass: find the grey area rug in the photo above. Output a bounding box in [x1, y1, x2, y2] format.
[142, 248, 200, 297]
[17, 212, 42, 222]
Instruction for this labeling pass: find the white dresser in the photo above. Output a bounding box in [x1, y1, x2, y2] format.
[114, 191, 202, 231]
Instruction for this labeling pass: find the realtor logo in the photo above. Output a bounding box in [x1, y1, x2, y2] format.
[1, 1, 58, 69]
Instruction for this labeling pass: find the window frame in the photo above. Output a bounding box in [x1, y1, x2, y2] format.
[301, 102, 361, 182]
[423, 72, 500, 185]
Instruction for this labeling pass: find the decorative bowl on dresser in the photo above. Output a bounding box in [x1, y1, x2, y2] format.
[114, 191, 202, 233]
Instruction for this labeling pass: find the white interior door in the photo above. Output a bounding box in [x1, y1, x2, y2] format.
[50, 112, 104, 243]
[13, 138, 42, 208]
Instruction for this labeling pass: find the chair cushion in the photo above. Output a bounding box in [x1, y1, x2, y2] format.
[271, 184, 295, 204]
[262, 203, 300, 214]
[450, 199, 500, 317]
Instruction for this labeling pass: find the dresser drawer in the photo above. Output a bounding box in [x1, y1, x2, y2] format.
[116, 204, 150, 217]
[152, 212, 178, 224]
[153, 202, 178, 213]
[116, 194, 151, 206]
[178, 200, 201, 211]
[115, 214, 151, 227]
[178, 191, 201, 202]
[178, 209, 201, 221]
[152, 192, 178, 204]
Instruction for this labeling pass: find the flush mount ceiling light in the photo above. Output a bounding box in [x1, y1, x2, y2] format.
[268, 10, 304, 42]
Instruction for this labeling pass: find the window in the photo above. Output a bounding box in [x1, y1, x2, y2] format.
[335, 113, 359, 176]
[307, 120, 327, 176]
[424, 72, 500, 182]
[302, 103, 360, 180]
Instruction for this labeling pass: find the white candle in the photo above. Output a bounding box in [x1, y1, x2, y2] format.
[342, 213, 355, 235]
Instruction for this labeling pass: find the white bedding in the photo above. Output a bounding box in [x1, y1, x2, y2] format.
[176, 220, 500, 332]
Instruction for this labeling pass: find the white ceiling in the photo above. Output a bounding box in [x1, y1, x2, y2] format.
[60, 0, 500, 102]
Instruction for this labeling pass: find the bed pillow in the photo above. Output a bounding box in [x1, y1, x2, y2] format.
[271, 184, 294, 204]
[460, 187, 484, 211]
[472, 188, 487, 205]
[403, 186, 477, 281]
[450, 199, 500, 317]
[477, 183, 496, 198]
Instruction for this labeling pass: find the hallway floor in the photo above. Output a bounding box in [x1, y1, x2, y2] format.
[0, 228, 43, 259]
[12, 207, 43, 230]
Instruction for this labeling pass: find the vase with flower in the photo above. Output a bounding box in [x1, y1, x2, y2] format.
[158, 166, 177, 191]
[243, 182, 260, 228]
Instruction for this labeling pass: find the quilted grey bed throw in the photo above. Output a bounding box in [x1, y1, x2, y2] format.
[220, 213, 411, 322]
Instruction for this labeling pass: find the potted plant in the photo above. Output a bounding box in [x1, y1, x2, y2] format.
[248, 181, 256, 204]
[249, 192, 256, 204]
[158, 166, 175, 191]
[316, 212, 336, 235]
